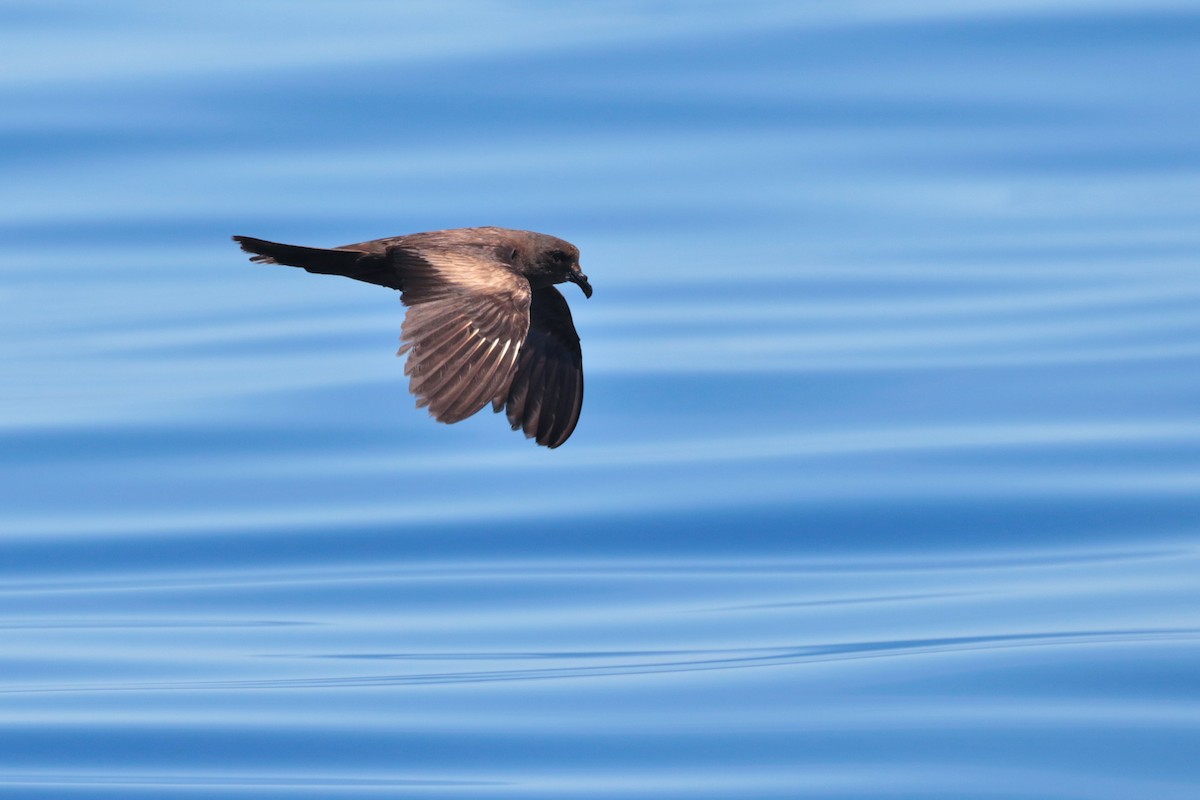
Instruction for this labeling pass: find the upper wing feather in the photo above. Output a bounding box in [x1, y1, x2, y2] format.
[393, 244, 531, 424]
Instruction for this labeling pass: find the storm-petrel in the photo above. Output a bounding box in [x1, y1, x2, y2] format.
[233, 227, 590, 448]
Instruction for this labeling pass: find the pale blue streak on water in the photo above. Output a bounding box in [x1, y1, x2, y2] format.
[2, 2, 1200, 798]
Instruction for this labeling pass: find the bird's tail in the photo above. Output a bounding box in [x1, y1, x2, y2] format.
[233, 235, 365, 273]
[232, 236, 400, 289]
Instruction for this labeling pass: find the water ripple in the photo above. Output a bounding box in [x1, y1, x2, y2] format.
[5, 628, 1194, 695]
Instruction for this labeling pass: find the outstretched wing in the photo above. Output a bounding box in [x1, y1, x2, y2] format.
[394, 245, 531, 424]
[497, 286, 584, 448]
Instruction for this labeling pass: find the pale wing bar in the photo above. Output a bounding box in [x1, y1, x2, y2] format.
[401, 293, 529, 424]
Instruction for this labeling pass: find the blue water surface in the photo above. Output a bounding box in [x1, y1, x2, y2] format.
[2, 2, 1200, 797]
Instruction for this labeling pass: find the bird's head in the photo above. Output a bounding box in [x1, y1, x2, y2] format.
[546, 245, 592, 299]
[522, 236, 591, 298]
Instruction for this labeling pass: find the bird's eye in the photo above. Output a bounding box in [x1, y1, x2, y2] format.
[509, 248, 519, 261]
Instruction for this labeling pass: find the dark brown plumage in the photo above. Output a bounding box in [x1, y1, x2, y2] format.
[233, 227, 591, 448]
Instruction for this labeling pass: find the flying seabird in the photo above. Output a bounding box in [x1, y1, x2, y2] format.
[233, 227, 591, 448]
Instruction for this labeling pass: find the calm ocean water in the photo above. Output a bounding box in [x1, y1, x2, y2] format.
[2, 2, 1200, 797]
